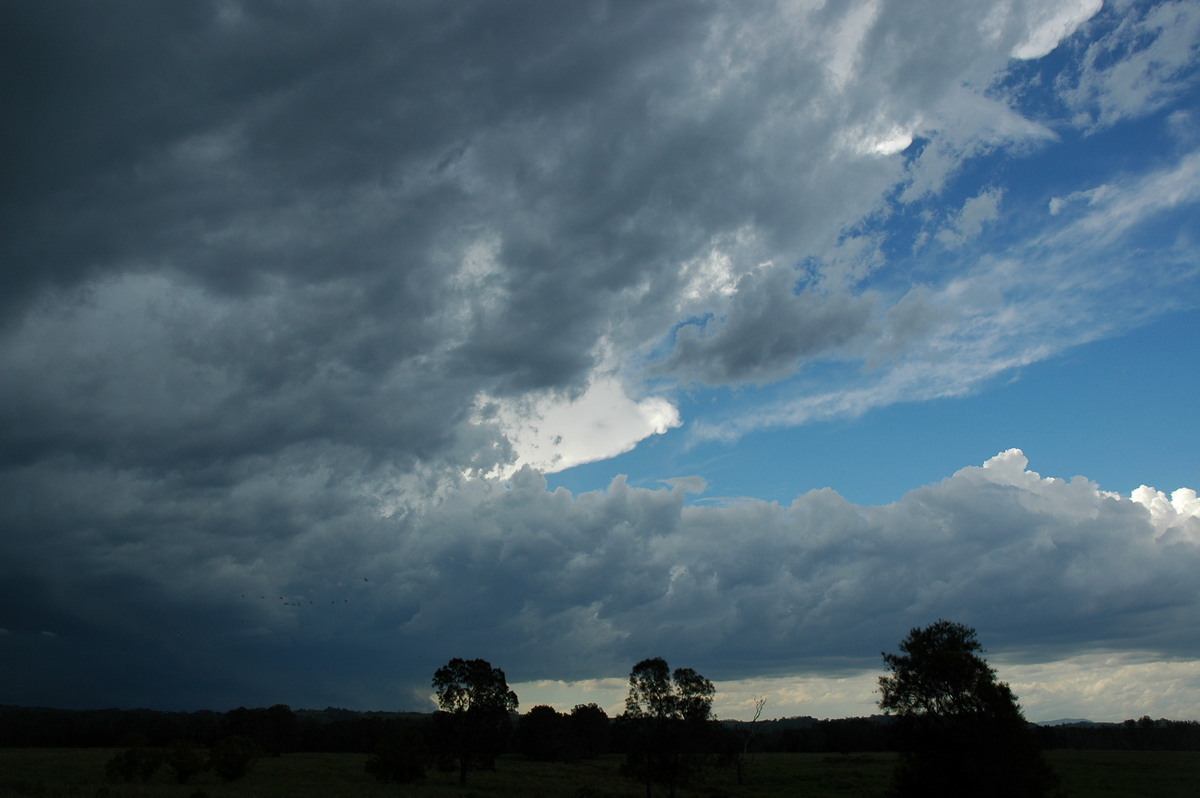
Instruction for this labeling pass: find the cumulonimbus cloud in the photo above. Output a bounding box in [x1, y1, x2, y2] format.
[3, 1, 1198, 715]
[4, 447, 1196, 710]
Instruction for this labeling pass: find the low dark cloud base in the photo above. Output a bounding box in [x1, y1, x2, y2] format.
[3, 451, 1196, 710]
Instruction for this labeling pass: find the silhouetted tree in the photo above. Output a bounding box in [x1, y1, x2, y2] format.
[517, 704, 571, 760]
[207, 735, 262, 781]
[364, 730, 428, 783]
[104, 735, 162, 784]
[734, 696, 766, 785]
[223, 704, 298, 756]
[262, 703, 300, 755]
[569, 703, 610, 759]
[431, 657, 519, 784]
[879, 620, 1062, 798]
[623, 657, 716, 798]
[162, 739, 206, 783]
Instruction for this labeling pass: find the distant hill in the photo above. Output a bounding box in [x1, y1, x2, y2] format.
[293, 707, 432, 724]
[720, 715, 817, 730]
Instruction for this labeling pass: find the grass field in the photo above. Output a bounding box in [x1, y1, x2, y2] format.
[1, 748, 1198, 797]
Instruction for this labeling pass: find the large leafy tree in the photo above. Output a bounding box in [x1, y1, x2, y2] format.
[431, 658, 518, 784]
[879, 620, 1061, 798]
[517, 702, 611, 762]
[569, 703, 610, 759]
[625, 658, 716, 722]
[516, 705, 570, 761]
[364, 731, 427, 784]
[223, 704, 298, 757]
[624, 657, 716, 798]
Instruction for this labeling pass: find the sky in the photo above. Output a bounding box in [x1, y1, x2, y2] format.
[2, 0, 1199, 724]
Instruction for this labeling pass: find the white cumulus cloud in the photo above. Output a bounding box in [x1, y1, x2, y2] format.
[483, 377, 681, 476]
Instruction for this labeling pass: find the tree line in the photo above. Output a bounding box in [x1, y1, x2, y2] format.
[8, 703, 1192, 756]
[4, 622, 1198, 795]
[0, 704, 429, 752]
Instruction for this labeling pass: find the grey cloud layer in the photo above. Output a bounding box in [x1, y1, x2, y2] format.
[2, 0, 1098, 480]
[1, 0, 1054, 422]
[4, 0, 1197, 709]
[4, 450, 1197, 709]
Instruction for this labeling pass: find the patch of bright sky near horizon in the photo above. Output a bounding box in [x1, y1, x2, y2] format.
[547, 2, 1200, 506]
[511, 649, 1200, 722]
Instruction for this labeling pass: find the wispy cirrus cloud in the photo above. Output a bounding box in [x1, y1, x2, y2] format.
[688, 143, 1200, 445]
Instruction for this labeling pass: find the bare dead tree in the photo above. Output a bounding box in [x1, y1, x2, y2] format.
[735, 696, 767, 786]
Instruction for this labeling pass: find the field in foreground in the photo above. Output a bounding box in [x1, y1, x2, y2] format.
[2, 748, 1199, 797]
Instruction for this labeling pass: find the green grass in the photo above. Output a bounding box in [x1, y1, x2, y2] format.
[0, 748, 1197, 797]
[1044, 750, 1200, 798]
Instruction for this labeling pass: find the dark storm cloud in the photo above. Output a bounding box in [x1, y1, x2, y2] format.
[656, 265, 879, 385]
[0, 0, 902, 481]
[3, 450, 1197, 710]
[2, 1, 693, 309]
[0, 0, 1052, 478]
[10, 0, 1176, 711]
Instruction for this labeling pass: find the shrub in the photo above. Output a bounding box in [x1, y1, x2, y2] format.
[365, 731, 428, 783]
[164, 739, 207, 783]
[207, 735, 261, 781]
[105, 746, 162, 783]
